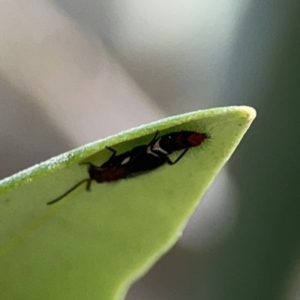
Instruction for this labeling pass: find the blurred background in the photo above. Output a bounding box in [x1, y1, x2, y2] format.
[1, 0, 300, 299]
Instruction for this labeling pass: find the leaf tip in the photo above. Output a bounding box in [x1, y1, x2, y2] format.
[240, 106, 257, 122]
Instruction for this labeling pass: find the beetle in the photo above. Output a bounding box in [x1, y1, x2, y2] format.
[46, 152, 129, 205]
[122, 130, 207, 176]
[46, 130, 207, 205]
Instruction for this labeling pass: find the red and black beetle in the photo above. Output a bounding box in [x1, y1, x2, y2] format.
[47, 130, 207, 205]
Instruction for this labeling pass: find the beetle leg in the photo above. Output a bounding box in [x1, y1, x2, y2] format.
[86, 179, 92, 192]
[105, 146, 117, 161]
[167, 148, 189, 165]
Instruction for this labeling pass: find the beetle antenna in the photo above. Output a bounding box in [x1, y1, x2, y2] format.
[47, 178, 90, 205]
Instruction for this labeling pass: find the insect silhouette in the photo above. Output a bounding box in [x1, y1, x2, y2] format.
[46, 130, 207, 205]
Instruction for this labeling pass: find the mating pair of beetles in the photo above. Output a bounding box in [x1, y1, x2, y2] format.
[47, 130, 207, 205]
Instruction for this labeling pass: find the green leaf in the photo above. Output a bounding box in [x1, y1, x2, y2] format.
[0, 106, 256, 300]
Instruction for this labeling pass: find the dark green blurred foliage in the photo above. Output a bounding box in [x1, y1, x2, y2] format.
[210, 1, 300, 299]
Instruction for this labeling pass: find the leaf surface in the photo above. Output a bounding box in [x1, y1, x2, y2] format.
[0, 106, 256, 300]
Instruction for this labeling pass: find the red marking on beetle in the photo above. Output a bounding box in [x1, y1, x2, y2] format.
[46, 165, 129, 205]
[187, 132, 207, 146]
